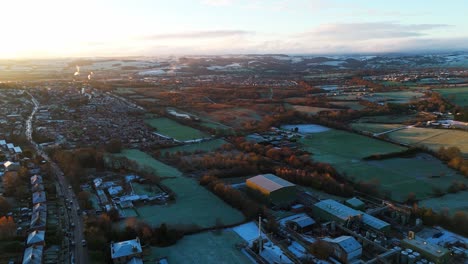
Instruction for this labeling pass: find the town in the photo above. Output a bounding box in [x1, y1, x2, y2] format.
[0, 52, 467, 264]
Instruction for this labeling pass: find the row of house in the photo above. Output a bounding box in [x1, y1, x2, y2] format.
[22, 174, 47, 264]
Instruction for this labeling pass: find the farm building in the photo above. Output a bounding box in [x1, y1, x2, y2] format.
[324, 236, 362, 264]
[313, 199, 390, 233]
[111, 237, 143, 264]
[246, 174, 296, 205]
[401, 238, 450, 264]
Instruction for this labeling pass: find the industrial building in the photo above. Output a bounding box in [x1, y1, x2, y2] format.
[401, 238, 450, 264]
[323, 236, 362, 264]
[246, 174, 296, 205]
[345, 197, 365, 210]
[285, 213, 316, 233]
[313, 199, 391, 233]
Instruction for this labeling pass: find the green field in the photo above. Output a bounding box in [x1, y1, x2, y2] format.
[351, 123, 403, 134]
[291, 105, 338, 114]
[114, 87, 136, 94]
[387, 127, 468, 155]
[419, 191, 468, 214]
[299, 129, 466, 201]
[365, 91, 425, 103]
[116, 149, 244, 228]
[160, 139, 228, 155]
[434, 87, 468, 106]
[354, 114, 420, 124]
[145, 117, 208, 141]
[330, 101, 366, 110]
[132, 182, 164, 196]
[145, 230, 251, 264]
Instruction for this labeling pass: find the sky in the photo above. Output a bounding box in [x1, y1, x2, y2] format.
[1, 0, 467, 58]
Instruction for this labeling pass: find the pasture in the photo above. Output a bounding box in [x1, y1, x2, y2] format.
[386, 127, 468, 155]
[145, 230, 251, 264]
[330, 101, 366, 110]
[160, 139, 228, 155]
[116, 149, 244, 228]
[351, 123, 403, 134]
[290, 105, 339, 114]
[364, 91, 425, 103]
[145, 117, 208, 141]
[419, 191, 468, 214]
[299, 129, 466, 201]
[434, 87, 468, 106]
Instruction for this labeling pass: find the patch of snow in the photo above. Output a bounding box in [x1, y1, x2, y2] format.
[232, 222, 266, 246]
[138, 69, 166, 76]
[288, 241, 307, 258]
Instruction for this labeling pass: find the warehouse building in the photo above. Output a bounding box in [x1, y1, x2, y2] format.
[401, 238, 450, 264]
[324, 236, 362, 264]
[313, 199, 391, 233]
[246, 174, 296, 205]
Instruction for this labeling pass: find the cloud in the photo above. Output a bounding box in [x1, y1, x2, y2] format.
[141, 30, 253, 40]
[299, 22, 450, 41]
[201, 0, 234, 6]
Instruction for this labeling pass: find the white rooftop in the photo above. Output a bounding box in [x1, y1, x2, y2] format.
[27, 230, 45, 245]
[22, 245, 43, 264]
[324, 236, 362, 260]
[111, 237, 142, 259]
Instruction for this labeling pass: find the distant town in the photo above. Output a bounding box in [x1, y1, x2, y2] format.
[0, 53, 467, 264]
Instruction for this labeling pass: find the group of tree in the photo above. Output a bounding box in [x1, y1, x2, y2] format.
[0, 216, 17, 239]
[415, 208, 468, 237]
[437, 146, 468, 177]
[200, 175, 267, 219]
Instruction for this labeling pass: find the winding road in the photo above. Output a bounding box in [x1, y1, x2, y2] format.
[26, 92, 89, 264]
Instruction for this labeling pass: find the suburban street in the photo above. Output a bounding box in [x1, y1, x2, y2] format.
[26, 92, 89, 264]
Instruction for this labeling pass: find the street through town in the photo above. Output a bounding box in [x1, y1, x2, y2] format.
[26, 92, 89, 264]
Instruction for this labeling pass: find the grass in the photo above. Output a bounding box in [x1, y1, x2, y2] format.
[116, 149, 244, 228]
[145, 117, 208, 141]
[290, 105, 338, 114]
[299, 129, 467, 202]
[366, 91, 425, 103]
[419, 191, 468, 215]
[351, 123, 403, 134]
[160, 139, 228, 155]
[132, 182, 164, 196]
[145, 230, 251, 264]
[434, 87, 468, 107]
[330, 101, 366, 110]
[114, 87, 136, 94]
[354, 114, 420, 124]
[387, 127, 468, 155]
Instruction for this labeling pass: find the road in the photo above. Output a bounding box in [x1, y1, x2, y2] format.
[26, 92, 89, 264]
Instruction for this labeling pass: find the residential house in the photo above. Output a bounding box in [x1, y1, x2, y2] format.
[110, 237, 143, 264]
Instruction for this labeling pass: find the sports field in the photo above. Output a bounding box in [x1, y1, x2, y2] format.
[145, 117, 208, 141]
[116, 149, 244, 228]
[145, 230, 251, 264]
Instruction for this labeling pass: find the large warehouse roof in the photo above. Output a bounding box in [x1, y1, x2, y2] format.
[247, 174, 295, 193]
[315, 199, 360, 221]
[314, 199, 390, 231]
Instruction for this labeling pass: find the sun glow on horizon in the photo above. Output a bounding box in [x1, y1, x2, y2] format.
[1, 0, 467, 59]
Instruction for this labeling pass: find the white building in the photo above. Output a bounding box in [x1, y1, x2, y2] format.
[110, 237, 143, 264]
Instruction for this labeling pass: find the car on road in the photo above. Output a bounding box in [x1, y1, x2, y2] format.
[70, 240, 75, 246]
[68, 186, 72, 190]
[71, 222, 75, 228]
[82, 239, 87, 247]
